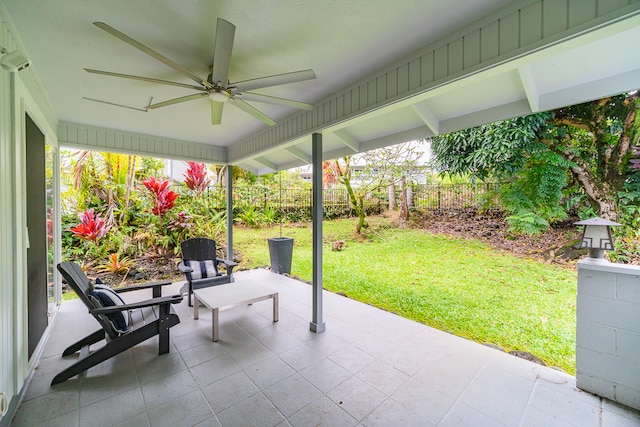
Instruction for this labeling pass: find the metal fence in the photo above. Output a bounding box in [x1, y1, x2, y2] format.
[202, 186, 383, 220]
[201, 182, 499, 219]
[412, 182, 499, 211]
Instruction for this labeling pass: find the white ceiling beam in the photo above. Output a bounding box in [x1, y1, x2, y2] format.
[285, 146, 311, 164]
[235, 162, 259, 175]
[359, 126, 430, 152]
[411, 102, 440, 135]
[538, 68, 640, 112]
[254, 156, 278, 171]
[440, 99, 531, 134]
[517, 65, 540, 112]
[333, 129, 360, 153]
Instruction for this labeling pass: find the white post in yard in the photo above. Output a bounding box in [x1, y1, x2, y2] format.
[310, 132, 325, 333]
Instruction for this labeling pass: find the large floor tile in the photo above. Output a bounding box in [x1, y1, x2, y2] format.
[216, 393, 284, 427]
[11, 270, 640, 427]
[146, 390, 214, 427]
[262, 374, 323, 417]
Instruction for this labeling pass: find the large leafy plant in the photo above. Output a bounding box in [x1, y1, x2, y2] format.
[184, 162, 211, 195]
[68, 208, 111, 243]
[142, 176, 179, 217]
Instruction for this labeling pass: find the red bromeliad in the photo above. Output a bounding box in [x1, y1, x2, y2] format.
[142, 176, 179, 216]
[184, 162, 211, 195]
[69, 208, 110, 242]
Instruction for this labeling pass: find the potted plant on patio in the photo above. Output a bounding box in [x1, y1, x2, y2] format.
[268, 172, 293, 274]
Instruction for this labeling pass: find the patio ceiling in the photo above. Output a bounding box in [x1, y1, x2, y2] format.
[3, 1, 640, 174]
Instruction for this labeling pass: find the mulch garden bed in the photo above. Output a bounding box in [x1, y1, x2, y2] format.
[403, 209, 586, 267]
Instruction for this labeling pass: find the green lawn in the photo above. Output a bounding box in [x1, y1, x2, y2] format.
[234, 216, 577, 373]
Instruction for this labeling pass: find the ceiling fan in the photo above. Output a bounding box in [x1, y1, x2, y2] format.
[85, 19, 316, 126]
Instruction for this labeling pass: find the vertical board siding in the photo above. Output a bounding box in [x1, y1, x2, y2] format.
[0, 9, 58, 419]
[599, 0, 631, 15]
[570, 0, 597, 26]
[434, 45, 448, 79]
[420, 52, 434, 86]
[397, 64, 409, 94]
[499, 11, 520, 54]
[228, 0, 639, 163]
[387, 69, 398, 99]
[543, 0, 569, 37]
[463, 30, 481, 69]
[408, 58, 421, 91]
[480, 21, 500, 62]
[57, 122, 226, 163]
[0, 15, 15, 418]
[448, 38, 464, 74]
[520, 2, 543, 46]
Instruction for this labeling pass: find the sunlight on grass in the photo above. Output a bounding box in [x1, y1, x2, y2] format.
[234, 216, 577, 373]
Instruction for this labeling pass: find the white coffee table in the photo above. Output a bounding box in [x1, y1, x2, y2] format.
[193, 281, 279, 342]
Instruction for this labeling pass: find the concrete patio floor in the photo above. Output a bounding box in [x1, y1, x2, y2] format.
[10, 269, 640, 426]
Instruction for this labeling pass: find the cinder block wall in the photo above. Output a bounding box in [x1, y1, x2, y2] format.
[576, 259, 640, 410]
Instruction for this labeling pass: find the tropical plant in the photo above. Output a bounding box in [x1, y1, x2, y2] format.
[142, 176, 179, 216]
[68, 208, 110, 243]
[236, 205, 263, 228]
[98, 252, 135, 275]
[184, 161, 211, 195]
[431, 92, 640, 224]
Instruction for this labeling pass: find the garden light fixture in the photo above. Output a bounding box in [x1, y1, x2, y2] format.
[574, 217, 620, 260]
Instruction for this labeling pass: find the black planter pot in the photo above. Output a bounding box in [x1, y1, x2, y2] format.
[268, 237, 294, 274]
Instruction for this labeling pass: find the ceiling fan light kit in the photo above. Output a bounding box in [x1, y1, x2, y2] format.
[85, 18, 316, 126]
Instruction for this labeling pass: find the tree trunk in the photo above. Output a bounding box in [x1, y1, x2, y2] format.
[407, 183, 414, 208]
[356, 197, 368, 233]
[120, 155, 137, 223]
[388, 184, 396, 209]
[565, 149, 619, 221]
[340, 174, 368, 234]
[399, 177, 408, 228]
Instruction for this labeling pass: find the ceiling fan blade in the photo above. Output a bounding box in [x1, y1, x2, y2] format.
[83, 97, 148, 112]
[210, 18, 235, 85]
[229, 98, 276, 126]
[233, 69, 316, 92]
[84, 68, 204, 90]
[241, 92, 314, 111]
[147, 92, 207, 109]
[93, 22, 208, 87]
[211, 100, 224, 125]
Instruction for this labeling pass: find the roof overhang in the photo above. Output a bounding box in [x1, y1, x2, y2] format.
[3, 0, 639, 174]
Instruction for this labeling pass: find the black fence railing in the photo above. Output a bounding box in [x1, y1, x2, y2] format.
[412, 182, 499, 211]
[201, 183, 499, 220]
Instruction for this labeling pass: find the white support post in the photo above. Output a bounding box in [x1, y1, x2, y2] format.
[226, 166, 234, 277]
[310, 133, 325, 333]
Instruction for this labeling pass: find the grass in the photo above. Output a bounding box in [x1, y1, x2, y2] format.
[234, 216, 577, 373]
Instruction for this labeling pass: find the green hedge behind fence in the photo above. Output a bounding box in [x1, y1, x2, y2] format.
[204, 183, 500, 221]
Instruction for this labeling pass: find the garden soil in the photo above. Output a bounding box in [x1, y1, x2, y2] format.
[404, 209, 586, 267]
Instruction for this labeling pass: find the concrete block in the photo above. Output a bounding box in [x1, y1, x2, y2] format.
[579, 294, 640, 333]
[614, 384, 640, 411]
[578, 269, 616, 299]
[611, 300, 640, 334]
[576, 372, 615, 400]
[577, 347, 640, 387]
[616, 273, 640, 304]
[576, 294, 617, 326]
[576, 320, 615, 354]
[617, 329, 640, 361]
